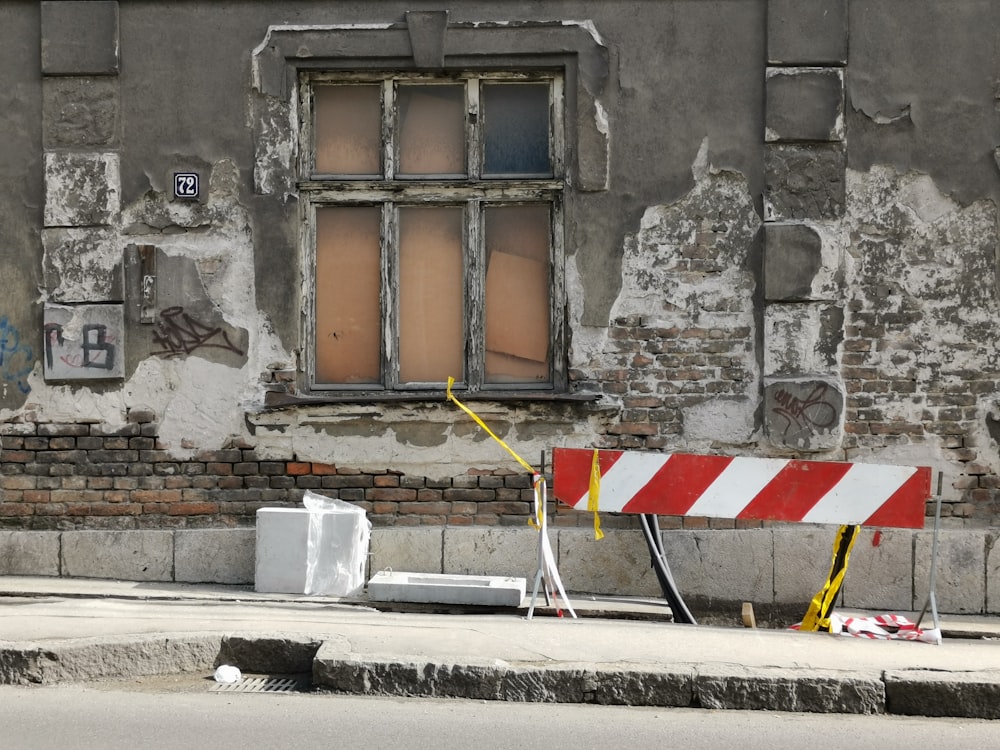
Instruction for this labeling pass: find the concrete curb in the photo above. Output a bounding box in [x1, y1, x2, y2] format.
[0, 634, 221, 686]
[3, 632, 999, 719]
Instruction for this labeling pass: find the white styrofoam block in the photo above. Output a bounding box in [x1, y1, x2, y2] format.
[367, 570, 527, 607]
[255, 507, 368, 595]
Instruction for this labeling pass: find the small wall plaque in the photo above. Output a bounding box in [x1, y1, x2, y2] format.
[173, 172, 200, 200]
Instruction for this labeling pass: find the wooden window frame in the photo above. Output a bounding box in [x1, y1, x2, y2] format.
[300, 71, 567, 397]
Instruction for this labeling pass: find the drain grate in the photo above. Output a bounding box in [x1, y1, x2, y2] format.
[210, 674, 311, 694]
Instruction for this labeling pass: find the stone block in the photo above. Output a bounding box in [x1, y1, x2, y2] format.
[987, 533, 1000, 614]
[773, 525, 840, 606]
[557, 528, 660, 597]
[61, 530, 173, 581]
[174, 529, 255, 584]
[370, 527, 443, 575]
[914, 530, 986, 614]
[661, 529, 774, 605]
[43, 303, 125, 381]
[696, 666, 883, 714]
[840, 528, 913, 611]
[764, 144, 845, 221]
[767, 0, 848, 65]
[764, 303, 843, 376]
[217, 634, 322, 675]
[41, 1, 120, 75]
[43, 77, 120, 148]
[0, 531, 61, 576]
[885, 670, 1000, 719]
[443, 526, 537, 581]
[763, 376, 844, 452]
[44, 151, 120, 227]
[763, 224, 823, 301]
[42, 228, 122, 302]
[766, 68, 844, 142]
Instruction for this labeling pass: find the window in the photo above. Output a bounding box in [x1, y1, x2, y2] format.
[301, 73, 565, 394]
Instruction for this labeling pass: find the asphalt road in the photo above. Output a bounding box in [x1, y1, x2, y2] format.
[2, 682, 997, 750]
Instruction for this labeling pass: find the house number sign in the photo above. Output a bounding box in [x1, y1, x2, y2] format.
[173, 172, 200, 200]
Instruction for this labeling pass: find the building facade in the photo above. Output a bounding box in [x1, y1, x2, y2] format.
[2, 1, 999, 615]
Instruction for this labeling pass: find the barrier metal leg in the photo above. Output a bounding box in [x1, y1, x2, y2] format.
[916, 472, 943, 634]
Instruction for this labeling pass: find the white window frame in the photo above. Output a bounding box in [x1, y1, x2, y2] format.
[299, 71, 567, 396]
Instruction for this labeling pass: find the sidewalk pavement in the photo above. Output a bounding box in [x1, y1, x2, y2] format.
[1, 576, 999, 718]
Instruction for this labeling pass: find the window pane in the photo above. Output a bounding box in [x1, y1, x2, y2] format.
[483, 83, 550, 176]
[398, 207, 465, 383]
[484, 205, 550, 383]
[315, 207, 381, 384]
[397, 85, 466, 176]
[314, 85, 381, 175]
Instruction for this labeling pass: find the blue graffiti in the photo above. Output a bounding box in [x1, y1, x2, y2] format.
[0, 316, 34, 395]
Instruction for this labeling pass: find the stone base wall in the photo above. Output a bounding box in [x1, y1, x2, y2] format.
[1, 526, 997, 616]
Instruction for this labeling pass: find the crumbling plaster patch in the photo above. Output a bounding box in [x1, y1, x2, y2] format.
[43, 152, 120, 227]
[41, 228, 120, 302]
[6, 158, 292, 453]
[570, 139, 762, 447]
[840, 165, 1000, 475]
[248, 402, 613, 480]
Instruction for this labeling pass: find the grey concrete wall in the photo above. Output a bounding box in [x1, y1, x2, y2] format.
[0, 2, 43, 412]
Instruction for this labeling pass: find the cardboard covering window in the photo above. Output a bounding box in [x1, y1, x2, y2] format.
[399, 207, 465, 382]
[484, 205, 550, 383]
[314, 85, 381, 175]
[315, 206, 382, 383]
[397, 85, 466, 175]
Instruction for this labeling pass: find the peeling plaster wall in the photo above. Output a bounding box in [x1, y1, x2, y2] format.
[570, 141, 763, 451]
[839, 167, 1000, 510]
[5, 1, 1000, 532]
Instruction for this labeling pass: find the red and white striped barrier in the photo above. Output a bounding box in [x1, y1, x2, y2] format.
[552, 448, 931, 529]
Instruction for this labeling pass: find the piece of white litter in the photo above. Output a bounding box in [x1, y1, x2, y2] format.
[213, 665, 242, 684]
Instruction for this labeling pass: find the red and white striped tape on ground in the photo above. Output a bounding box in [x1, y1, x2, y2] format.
[791, 613, 942, 644]
[552, 448, 931, 529]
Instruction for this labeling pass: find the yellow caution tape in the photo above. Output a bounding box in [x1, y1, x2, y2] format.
[531, 473, 546, 530]
[446, 377, 542, 529]
[587, 449, 605, 540]
[446, 377, 536, 474]
[800, 524, 860, 632]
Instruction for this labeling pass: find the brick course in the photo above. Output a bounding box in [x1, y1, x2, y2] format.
[0, 420, 637, 531]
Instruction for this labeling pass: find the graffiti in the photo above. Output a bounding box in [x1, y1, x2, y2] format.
[0, 316, 33, 395]
[43, 303, 125, 380]
[44, 323, 116, 370]
[771, 382, 838, 437]
[151, 306, 245, 358]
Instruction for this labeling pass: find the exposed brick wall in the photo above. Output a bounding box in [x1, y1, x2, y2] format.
[842, 308, 1000, 524]
[0, 419, 664, 531]
[570, 315, 753, 452]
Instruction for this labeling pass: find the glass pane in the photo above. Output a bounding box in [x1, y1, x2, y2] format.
[397, 85, 466, 176]
[398, 207, 465, 383]
[483, 83, 550, 175]
[484, 205, 550, 383]
[314, 85, 381, 175]
[315, 206, 381, 384]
